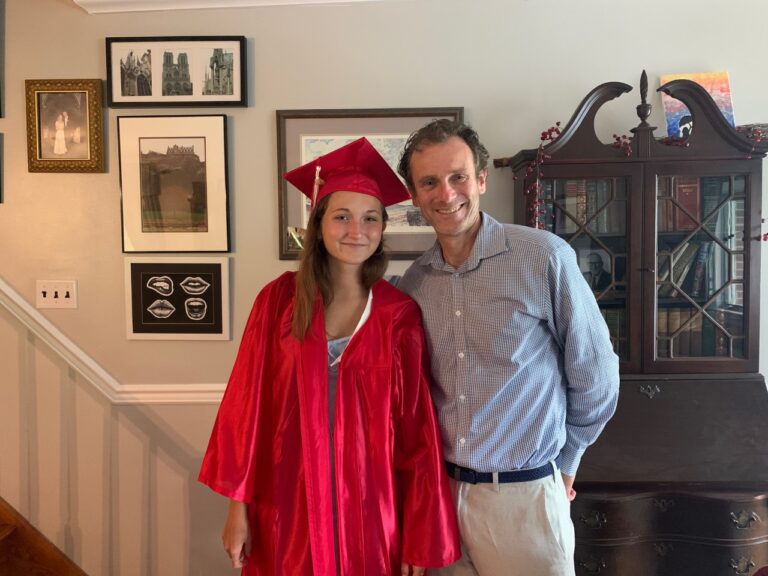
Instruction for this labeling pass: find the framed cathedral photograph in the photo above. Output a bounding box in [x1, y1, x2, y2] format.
[117, 114, 230, 252]
[24, 79, 104, 173]
[124, 256, 230, 340]
[276, 107, 464, 260]
[106, 36, 247, 107]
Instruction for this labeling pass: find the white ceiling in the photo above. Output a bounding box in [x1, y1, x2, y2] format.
[72, 0, 398, 14]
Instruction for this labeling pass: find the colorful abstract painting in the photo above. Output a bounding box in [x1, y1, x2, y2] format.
[660, 71, 735, 138]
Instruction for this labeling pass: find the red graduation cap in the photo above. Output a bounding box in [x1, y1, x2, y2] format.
[283, 137, 410, 208]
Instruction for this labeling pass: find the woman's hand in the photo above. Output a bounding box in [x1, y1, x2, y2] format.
[401, 564, 426, 576]
[222, 500, 250, 568]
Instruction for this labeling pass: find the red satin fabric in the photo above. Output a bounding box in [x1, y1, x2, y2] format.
[199, 272, 460, 575]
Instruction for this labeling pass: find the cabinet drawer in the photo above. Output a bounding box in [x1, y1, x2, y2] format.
[660, 493, 768, 540]
[572, 494, 656, 539]
[574, 491, 768, 540]
[575, 540, 768, 576]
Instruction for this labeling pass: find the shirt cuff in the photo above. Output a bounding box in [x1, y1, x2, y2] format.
[559, 444, 585, 477]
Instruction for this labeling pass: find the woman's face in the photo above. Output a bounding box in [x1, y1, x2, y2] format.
[320, 191, 385, 269]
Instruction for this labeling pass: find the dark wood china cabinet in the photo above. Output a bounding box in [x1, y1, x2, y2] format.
[495, 73, 768, 575]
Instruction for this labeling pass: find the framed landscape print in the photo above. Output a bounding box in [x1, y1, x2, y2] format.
[276, 107, 464, 260]
[118, 114, 230, 252]
[106, 36, 246, 107]
[24, 79, 104, 172]
[124, 256, 230, 340]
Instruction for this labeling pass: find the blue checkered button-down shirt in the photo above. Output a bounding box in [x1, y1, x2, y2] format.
[398, 213, 619, 476]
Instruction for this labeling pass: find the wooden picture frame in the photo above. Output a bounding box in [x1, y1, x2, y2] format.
[106, 36, 247, 107]
[24, 79, 104, 173]
[117, 114, 230, 253]
[124, 256, 230, 340]
[276, 107, 464, 260]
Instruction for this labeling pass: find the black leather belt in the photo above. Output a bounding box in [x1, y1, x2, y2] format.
[446, 461, 556, 484]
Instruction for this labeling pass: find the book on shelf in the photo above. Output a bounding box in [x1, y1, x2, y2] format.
[678, 308, 691, 356]
[700, 175, 729, 221]
[555, 180, 587, 234]
[674, 176, 700, 230]
[658, 241, 700, 297]
[689, 312, 703, 357]
[714, 308, 729, 356]
[657, 308, 669, 358]
[689, 241, 713, 298]
[603, 308, 624, 355]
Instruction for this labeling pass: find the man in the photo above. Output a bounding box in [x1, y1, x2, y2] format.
[396, 119, 620, 576]
[584, 252, 611, 291]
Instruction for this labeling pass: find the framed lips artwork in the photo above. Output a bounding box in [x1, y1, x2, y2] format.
[124, 256, 229, 340]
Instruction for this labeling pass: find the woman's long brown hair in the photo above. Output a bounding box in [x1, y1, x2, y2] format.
[292, 194, 389, 340]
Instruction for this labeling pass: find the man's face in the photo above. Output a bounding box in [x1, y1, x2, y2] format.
[408, 137, 487, 244]
[588, 255, 603, 273]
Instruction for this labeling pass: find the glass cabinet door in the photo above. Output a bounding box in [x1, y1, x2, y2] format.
[540, 176, 629, 360]
[655, 174, 747, 361]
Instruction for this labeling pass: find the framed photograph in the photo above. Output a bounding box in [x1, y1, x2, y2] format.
[106, 36, 246, 107]
[277, 107, 464, 260]
[24, 79, 104, 173]
[124, 256, 229, 340]
[118, 114, 230, 253]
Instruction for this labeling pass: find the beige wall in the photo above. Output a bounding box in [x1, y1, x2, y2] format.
[2, 0, 767, 387]
[1, 0, 768, 573]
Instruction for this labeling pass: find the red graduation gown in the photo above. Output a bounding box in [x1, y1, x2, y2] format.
[199, 272, 460, 575]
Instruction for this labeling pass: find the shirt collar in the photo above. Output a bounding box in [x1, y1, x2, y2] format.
[420, 212, 509, 273]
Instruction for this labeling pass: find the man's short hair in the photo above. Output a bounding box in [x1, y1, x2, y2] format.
[397, 119, 489, 191]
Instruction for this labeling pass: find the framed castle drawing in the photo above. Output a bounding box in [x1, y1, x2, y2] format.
[117, 114, 230, 252]
[24, 78, 105, 172]
[106, 36, 247, 107]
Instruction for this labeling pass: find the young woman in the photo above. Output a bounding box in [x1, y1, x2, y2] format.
[199, 138, 460, 575]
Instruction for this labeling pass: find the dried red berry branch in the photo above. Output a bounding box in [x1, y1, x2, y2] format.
[736, 124, 766, 160]
[517, 122, 561, 229]
[612, 134, 633, 157]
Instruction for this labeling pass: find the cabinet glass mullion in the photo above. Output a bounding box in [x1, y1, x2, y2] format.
[655, 173, 746, 361]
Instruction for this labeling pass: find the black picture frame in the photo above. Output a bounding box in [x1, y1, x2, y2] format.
[106, 36, 247, 107]
[277, 107, 464, 260]
[117, 114, 230, 252]
[124, 256, 230, 340]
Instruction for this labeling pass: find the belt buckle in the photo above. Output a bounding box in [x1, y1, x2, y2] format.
[463, 468, 478, 484]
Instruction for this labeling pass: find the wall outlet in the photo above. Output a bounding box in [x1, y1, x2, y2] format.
[36, 280, 78, 309]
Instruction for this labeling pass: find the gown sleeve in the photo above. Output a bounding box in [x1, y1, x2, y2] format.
[198, 273, 292, 503]
[392, 301, 461, 567]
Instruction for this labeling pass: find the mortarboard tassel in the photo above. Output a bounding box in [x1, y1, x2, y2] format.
[312, 165, 323, 207]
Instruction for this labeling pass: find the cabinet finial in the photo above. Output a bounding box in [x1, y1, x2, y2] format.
[636, 70, 652, 125]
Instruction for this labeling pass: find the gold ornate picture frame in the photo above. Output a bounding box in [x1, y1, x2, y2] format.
[25, 79, 105, 173]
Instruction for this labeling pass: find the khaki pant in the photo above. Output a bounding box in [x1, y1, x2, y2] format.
[435, 467, 575, 576]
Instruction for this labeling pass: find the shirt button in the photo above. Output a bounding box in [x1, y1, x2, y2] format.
[459, 394, 466, 402]
[455, 310, 461, 317]
[459, 437, 466, 445]
[458, 352, 465, 359]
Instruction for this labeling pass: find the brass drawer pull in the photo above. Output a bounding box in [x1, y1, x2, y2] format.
[730, 557, 755, 575]
[639, 384, 661, 399]
[579, 511, 607, 529]
[730, 510, 759, 530]
[578, 557, 607, 575]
